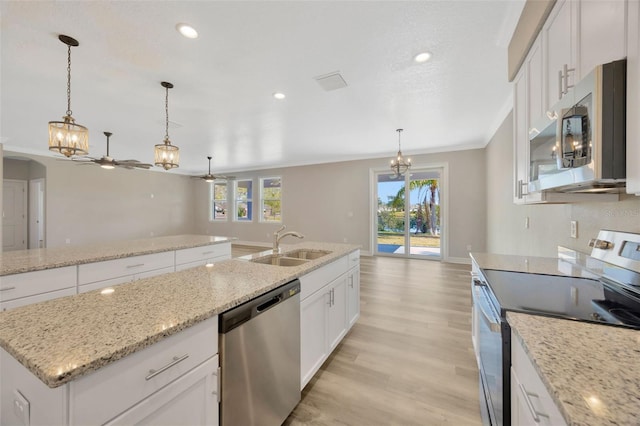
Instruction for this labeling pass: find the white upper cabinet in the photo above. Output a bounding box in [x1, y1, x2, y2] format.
[578, 0, 627, 78]
[627, 0, 640, 195]
[527, 37, 544, 128]
[543, 0, 577, 111]
[513, 66, 529, 204]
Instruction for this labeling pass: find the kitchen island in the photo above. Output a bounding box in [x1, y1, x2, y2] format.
[0, 240, 360, 425]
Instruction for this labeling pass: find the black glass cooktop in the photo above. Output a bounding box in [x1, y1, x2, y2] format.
[481, 269, 640, 329]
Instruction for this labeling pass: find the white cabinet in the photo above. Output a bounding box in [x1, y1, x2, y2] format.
[346, 265, 360, 329]
[104, 356, 219, 426]
[174, 243, 231, 271]
[578, 0, 627, 77]
[543, 0, 577, 111]
[78, 251, 175, 293]
[0, 266, 76, 311]
[299, 251, 360, 389]
[346, 250, 360, 329]
[627, 0, 640, 195]
[513, 65, 529, 204]
[1, 316, 219, 426]
[511, 330, 567, 426]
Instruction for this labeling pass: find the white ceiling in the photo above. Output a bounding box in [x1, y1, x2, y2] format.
[1, 0, 524, 175]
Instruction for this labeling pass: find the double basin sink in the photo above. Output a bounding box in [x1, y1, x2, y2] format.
[250, 249, 332, 267]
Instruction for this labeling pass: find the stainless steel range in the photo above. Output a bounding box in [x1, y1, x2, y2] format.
[472, 230, 640, 426]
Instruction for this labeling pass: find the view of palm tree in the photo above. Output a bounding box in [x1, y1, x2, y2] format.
[377, 170, 441, 257]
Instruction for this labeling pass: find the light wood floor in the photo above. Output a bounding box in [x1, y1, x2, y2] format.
[284, 255, 482, 426]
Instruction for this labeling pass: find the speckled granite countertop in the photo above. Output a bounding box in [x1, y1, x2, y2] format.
[508, 312, 640, 426]
[0, 242, 359, 388]
[0, 234, 235, 276]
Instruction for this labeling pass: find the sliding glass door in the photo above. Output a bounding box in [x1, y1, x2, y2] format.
[375, 168, 442, 259]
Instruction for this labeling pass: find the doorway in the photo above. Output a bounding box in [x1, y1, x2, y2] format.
[3, 179, 27, 251]
[374, 167, 444, 259]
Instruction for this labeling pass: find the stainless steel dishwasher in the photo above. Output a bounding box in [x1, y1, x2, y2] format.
[219, 279, 301, 426]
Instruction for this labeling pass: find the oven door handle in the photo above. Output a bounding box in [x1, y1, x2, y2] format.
[475, 285, 501, 333]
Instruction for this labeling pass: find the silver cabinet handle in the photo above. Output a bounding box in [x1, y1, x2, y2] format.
[349, 276, 354, 288]
[145, 354, 189, 380]
[126, 263, 145, 269]
[519, 383, 542, 423]
[558, 69, 563, 100]
[201, 251, 214, 255]
[563, 64, 574, 94]
[0, 286, 16, 292]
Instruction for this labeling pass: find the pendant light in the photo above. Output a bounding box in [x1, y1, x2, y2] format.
[48, 35, 89, 157]
[154, 81, 180, 170]
[390, 128, 411, 178]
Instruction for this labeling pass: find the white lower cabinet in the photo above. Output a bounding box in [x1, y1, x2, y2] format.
[300, 251, 360, 389]
[104, 356, 219, 426]
[0, 266, 77, 311]
[0, 316, 219, 426]
[511, 330, 567, 426]
[174, 244, 231, 271]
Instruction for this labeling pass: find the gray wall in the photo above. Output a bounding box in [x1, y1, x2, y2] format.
[194, 150, 487, 261]
[486, 111, 640, 256]
[2, 151, 198, 248]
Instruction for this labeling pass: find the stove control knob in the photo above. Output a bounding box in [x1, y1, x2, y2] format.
[588, 239, 613, 250]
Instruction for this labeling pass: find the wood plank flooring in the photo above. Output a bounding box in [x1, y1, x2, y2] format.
[284, 256, 482, 426]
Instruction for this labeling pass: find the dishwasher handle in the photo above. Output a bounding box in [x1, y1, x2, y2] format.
[257, 295, 283, 313]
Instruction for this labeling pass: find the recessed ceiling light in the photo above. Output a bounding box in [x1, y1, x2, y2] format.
[176, 23, 198, 39]
[414, 52, 432, 63]
[273, 92, 286, 100]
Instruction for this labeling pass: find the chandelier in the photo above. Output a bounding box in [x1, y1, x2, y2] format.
[390, 128, 411, 177]
[154, 81, 180, 170]
[48, 35, 89, 157]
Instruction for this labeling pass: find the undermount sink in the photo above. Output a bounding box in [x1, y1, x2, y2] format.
[250, 255, 309, 267]
[283, 249, 332, 260]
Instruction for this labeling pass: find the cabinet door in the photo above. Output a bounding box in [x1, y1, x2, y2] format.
[527, 36, 544, 126]
[513, 67, 529, 204]
[543, 0, 576, 110]
[346, 266, 360, 329]
[327, 275, 347, 352]
[105, 356, 219, 426]
[300, 288, 329, 389]
[578, 0, 626, 78]
[627, 0, 640, 195]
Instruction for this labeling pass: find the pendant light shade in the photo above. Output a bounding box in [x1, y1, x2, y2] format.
[154, 81, 180, 170]
[390, 128, 411, 177]
[48, 35, 89, 157]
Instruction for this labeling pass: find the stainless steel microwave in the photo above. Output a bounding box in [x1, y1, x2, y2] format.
[528, 59, 626, 193]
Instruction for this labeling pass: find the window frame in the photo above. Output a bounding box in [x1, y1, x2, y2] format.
[233, 179, 254, 222]
[260, 176, 282, 223]
[209, 180, 229, 222]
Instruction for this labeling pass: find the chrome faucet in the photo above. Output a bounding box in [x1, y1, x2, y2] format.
[273, 225, 304, 254]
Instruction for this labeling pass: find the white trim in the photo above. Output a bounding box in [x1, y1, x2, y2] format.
[258, 176, 283, 224]
[232, 178, 254, 223]
[209, 180, 229, 222]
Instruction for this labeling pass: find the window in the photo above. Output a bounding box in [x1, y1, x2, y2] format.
[210, 181, 227, 221]
[234, 179, 253, 221]
[260, 177, 282, 222]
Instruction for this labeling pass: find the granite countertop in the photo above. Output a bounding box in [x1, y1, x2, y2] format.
[0, 241, 359, 388]
[0, 234, 235, 276]
[508, 312, 640, 426]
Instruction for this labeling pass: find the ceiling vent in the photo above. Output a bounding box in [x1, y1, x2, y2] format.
[314, 71, 348, 91]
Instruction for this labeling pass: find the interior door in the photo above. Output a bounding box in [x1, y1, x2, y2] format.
[3, 179, 27, 251]
[29, 178, 45, 249]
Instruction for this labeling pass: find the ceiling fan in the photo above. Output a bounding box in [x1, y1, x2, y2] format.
[74, 132, 153, 169]
[193, 156, 235, 182]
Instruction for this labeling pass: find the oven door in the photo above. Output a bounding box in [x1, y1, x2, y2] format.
[474, 280, 503, 426]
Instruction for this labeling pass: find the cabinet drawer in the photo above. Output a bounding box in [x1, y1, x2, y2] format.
[1, 287, 76, 311]
[0, 266, 76, 302]
[511, 333, 566, 425]
[78, 252, 174, 285]
[175, 244, 230, 266]
[300, 256, 349, 300]
[70, 315, 218, 426]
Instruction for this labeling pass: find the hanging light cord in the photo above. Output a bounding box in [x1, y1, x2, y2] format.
[66, 44, 72, 117]
[397, 129, 403, 152]
[164, 86, 170, 143]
